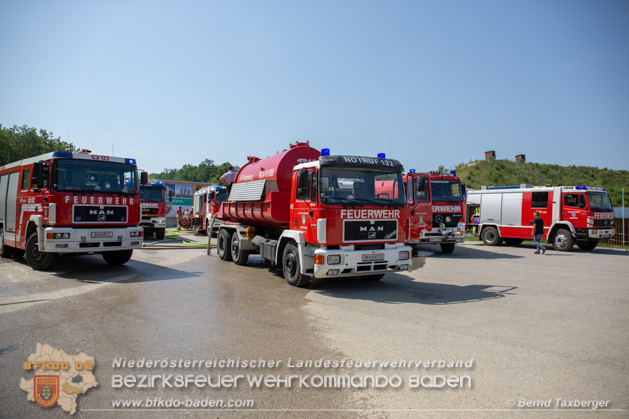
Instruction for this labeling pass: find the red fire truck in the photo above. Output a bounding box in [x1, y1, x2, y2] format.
[467, 185, 615, 251]
[0, 150, 145, 270]
[190, 185, 227, 236]
[139, 181, 172, 240]
[375, 170, 465, 253]
[208, 142, 413, 287]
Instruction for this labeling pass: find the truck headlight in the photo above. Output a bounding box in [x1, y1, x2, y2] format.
[47, 232, 70, 239]
[328, 255, 341, 265]
[130, 231, 143, 238]
[446, 216, 452, 223]
[398, 251, 410, 260]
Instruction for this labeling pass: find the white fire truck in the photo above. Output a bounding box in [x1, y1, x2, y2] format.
[0, 150, 146, 270]
[467, 185, 615, 251]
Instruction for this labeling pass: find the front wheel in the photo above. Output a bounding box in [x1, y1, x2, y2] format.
[481, 227, 502, 246]
[440, 243, 455, 253]
[577, 239, 598, 251]
[553, 229, 573, 252]
[282, 241, 309, 287]
[217, 229, 233, 261]
[26, 233, 60, 270]
[102, 250, 133, 265]
[155, 228, 165, 240]
[231, 232, 250, 265]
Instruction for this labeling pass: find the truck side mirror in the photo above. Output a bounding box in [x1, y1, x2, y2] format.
[140, 171, 148, 185]
[168, 190, 174, 201]
[32, 162, 43, 187]
[462, 184, 466, 197]
[407, 177, 414, 204]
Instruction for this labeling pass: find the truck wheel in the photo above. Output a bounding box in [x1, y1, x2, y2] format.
[102, 250, 133, 265]
[217, 229, 233, 261]
[0, 229, 14, 258]
[553, 229, 574, 251]
[26, 233, 60, 270]
[155, 228, 165, 240]
[231, 232, 250, 266]
[504, 238, 523, 246]
[143, 227, 154, 238]
[361, 273, 385, 281]
[440, 243, 456, 253]
[481, 227, 502, 246]
[282, 241, 309, 287]
[577, 239, 598, 251]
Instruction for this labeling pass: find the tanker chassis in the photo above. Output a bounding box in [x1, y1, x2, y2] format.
[209, 142, 413, 287]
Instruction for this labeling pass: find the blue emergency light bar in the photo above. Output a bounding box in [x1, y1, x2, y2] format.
[155, 181, 164, 185]
[125, 158, 136, 165]
[52, 151, 73, 158]
[321, 148, 331, 156]
[409, 169, 416, 173]
[377, 153, 386, 158]
[450, 170, 456, 176]
[576, 186, 587, 190]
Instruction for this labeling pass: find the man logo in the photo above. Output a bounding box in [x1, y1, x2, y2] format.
[368, 232, 376, 239]
[98, 215, 106, 221]
[34, 376, 59, 408]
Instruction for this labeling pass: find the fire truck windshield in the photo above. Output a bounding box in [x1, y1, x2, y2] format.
[141, 187, 164, 203]
[586, 193, 613, 212]
[320, 168, 406, 206]
[430, 180, 464, 202]
[52, 160, 138, 194]
[215, 190, 228, 205]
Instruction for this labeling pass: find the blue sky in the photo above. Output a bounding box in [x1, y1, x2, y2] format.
[1, 0, 628, 174]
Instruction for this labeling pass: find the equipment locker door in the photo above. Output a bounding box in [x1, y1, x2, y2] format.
[1, 172, 20, 246]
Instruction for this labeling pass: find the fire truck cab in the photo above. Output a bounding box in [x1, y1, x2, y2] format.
[0, 151, 145, 270]
[190, 185, 227, 236]
[467, 185, 615, 251]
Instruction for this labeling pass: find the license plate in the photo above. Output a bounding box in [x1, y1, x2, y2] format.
[91, 231, 113, 238]
[362, 253, 385, 261]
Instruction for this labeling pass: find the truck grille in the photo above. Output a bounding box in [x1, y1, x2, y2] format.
[73, 206, 128, 223]
[432, 214, 463, 227]
[593, 219, 614, 227]
[142, 208, 158, 215]
[343, 220, 397, 242]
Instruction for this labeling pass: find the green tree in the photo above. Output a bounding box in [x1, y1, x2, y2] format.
[0, 124, 76, 166]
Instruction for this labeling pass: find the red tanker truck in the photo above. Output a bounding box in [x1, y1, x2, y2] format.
[209, 142, 413, 287]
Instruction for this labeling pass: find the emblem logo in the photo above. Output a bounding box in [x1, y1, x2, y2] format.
[34, 375, 60, 408]
[434, 215, 444, 224]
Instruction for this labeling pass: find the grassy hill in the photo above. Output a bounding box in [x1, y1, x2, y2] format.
[456, 159, 629, 208]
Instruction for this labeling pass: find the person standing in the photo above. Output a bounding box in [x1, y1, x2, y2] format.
[532, 211, 545, 254]
[220, 165, 236, 196]
[176, 206, 182, 230]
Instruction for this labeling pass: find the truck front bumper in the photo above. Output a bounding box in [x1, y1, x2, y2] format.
[140, 217, 166, 228]
[312, 244, 413, 279]
[588, 228, 615, 239]
[41, 227, 144, 253]
[414, 227, 465, 244]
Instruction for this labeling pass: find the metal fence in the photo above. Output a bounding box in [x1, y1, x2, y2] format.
[600, 218, 629, 247]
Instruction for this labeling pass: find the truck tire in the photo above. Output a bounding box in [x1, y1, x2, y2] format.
[155, 228, 165, 240]
[217, 229, 233, 261]
[102, 250, 133, 265]
[361, 273, 385, 281]
[26, 233, 60, 271]
[143, 227, 154, 238]
[231, 232, 250, 266]
[577, 239, 598, 251]
[0, 229, 14, 258]
[440, 243, 455, 253]
[481, 227, 502, 246]
[282, 241, 309, 287]
[504, 238, 523, 246]
[553, 228, 573, 251]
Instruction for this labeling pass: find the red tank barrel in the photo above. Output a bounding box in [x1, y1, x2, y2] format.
[218, 142, 320, 228]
